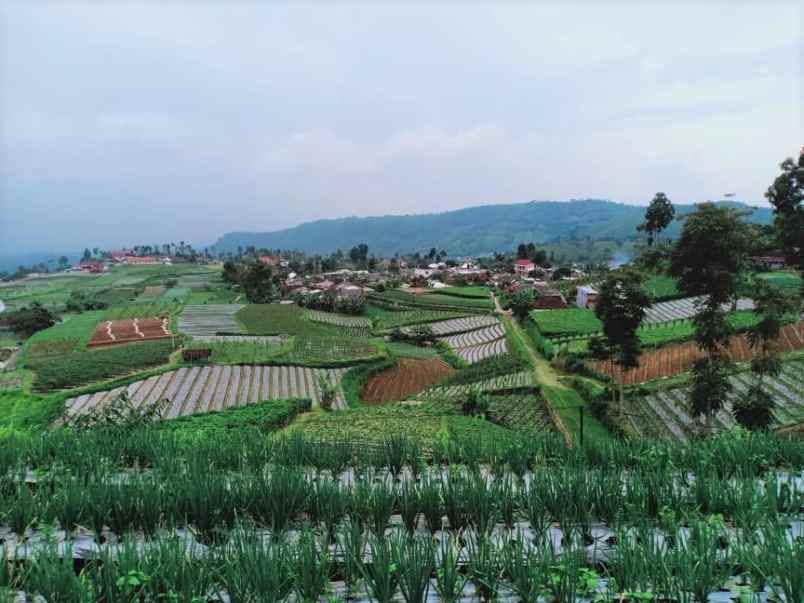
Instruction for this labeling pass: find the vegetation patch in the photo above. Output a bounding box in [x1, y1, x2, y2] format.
[28, 339, 174, 392]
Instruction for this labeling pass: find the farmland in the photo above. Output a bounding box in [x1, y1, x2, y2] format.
[178, 304, 245, 337]
[236, 303, 311, 335]
[27, 340, 175, 392]
[361, 358, 455, 403]
[366, 305, 473, 331]
[4, 426, 801, 602]
[64, 364, 349, 416]
[305, 309, 372, 337]
[627, 360, 804, 440]
[87, 317, 171, 347]
[591, 320, 804, 384]
[369, 289, 493, 311]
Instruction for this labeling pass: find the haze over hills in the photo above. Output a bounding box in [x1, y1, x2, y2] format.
[214, 199, 774, 257]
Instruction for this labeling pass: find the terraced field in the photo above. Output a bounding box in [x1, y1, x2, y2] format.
[643, 296, 754, 324]
[629, 360, 804, 440]
[63, 365, 348, 417]
[189, 335, 284, 344]
[591, 321, 804, 384]
[417, 370, 534, 400]
[441, 323, 505, 348]
[304, 310, 372, 337]
[178, 304, 244, 337]
[411, 314, 499, 336]
[452, 337, 509, 364]
[362, 358, 454, 403]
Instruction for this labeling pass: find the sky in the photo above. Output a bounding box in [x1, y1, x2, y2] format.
[0, 2, 802, 254]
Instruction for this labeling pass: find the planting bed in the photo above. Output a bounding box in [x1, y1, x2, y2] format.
[87, 317, 171, 347]
[178, 304, 244, 337]
[591, 320, 804, 384]
[486, 392, 553, 433]
[441, 323, 505, 349]
[418, 370, 534, 400]
[413, 315, 500, 336]
[361, 358, 455, 403]
[367, 306, 472, 331]
[452, 337, 509, 364]
[643, 296, 754, 325]
[4, 430, 802, 602]
[631, 360, 804, 440]
[63, 364, 348, 417]
[305, 309, 372, 337]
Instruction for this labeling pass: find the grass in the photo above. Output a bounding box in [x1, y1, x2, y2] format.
[436, 286, 492, 300]
[755, 271, 802, 295]
[201, 340, 288, 364]
[530, 308, 603, 337]
[0, 389, 65, 434]
[385, 342, 442, 359]
[641, 273, 680, 301]
[237, 304, 312, 335]
[102, 301, 179, 320]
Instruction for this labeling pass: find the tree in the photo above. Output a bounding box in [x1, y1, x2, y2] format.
[594, 269, 651, 415]
[222, 261, 240, 284]
[516, 243, 528, 260]
[734, 282, 796, 430]
[765, 148, 804, 299]
[349, 244, 369, 267]
[82, 248, 92, 261]
[57, 256, 70, 270]
[5, 302, 56, 338]
[240, 263, 275, 303]
[638, 192, 676, 246]
[669, 203, 752, 433]
[508, 288, 536, 319]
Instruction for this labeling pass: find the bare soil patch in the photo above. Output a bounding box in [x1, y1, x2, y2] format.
[362, 358, 455, 403]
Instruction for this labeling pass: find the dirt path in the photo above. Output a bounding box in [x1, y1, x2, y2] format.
[505, 315, 611, 445]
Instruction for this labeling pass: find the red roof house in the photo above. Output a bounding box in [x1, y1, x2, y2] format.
[513, 259, 535, 276]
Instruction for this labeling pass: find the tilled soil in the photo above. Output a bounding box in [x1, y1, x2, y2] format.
[362, 358, 455, 403]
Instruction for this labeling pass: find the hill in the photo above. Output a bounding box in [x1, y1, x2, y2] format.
[214, 199, 773, 257]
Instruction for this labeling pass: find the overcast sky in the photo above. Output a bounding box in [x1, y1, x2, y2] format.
[0, 2, 801, 253]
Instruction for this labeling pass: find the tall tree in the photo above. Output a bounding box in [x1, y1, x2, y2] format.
[516, 243, 528, 260]
[734, 282, 796, 430]
[669, 203, 751, 434]
[6, 302, 56, 338]
[509, 288, 537, 319]
[638, 192, 676, 246]
[240, 263, 275, 303]
[765, 147, 804, 299]
[594, 269, 652, 415]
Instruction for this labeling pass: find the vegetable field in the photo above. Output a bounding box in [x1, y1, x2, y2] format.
[28, 340, 174, 392]
[361, 358, 454, 403]
[486, 392, 553, 433]
[64, 364, 348, 417]
[643, 296, 754, 324]
[591, 321, 804, 384]
[418, 371, 534, 400]
[285, 334, 380, 364]
[415, 315, 499, 336]
[367, 306, 472, 331]
[369, 289, 492, 311]
[2, 427, 804, 602]
[178, 304, 244, 337]
[236, 303, 312, 335]
[441, 323, 505, 349]
[628, 360, 804, 440]
[451, 337, 509, 364]
[305, 309, 372, 337]
[530, 308, 603, 337]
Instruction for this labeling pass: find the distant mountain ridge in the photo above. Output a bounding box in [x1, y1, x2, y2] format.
[214, 199, 773, 257]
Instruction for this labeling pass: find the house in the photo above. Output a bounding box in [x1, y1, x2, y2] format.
[79, 260, 106, 273]
[335, 284, 365, 300]
[124, 256, 160, 265]
[259, 255, 280, 266]
[532, 283, 567, 309]
[316, 279, 336, 291]
[513, 259, 535, 276]
[576, 285, 598, 309]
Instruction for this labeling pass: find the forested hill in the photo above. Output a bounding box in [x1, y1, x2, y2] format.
[214, 199, 773, 256]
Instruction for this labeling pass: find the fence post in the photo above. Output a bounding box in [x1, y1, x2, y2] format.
[579, 407, 584, 448]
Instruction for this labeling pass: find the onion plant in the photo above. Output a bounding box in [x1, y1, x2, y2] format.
[338, 517, 367, 598]
[392, 534, 435, 603]
[293, 528, 332, 602]
[434, 534, 466, 603]
[465, 532, 505, 602]
[356, 534, 400, 603]
[221, 524, 295, 603]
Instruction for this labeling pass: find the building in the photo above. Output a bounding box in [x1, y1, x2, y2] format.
[259, 255, 280, 266]
[124, 256, 160, 265]
[513, 259, 535, 276]
[532, 283, 567, 309]
[576, 285, 598, 309]
[335, 284, 365, 300]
